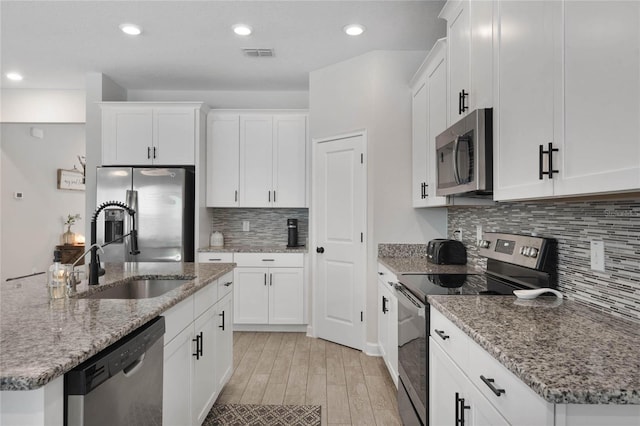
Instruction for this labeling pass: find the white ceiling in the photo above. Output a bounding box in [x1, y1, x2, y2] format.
[0, 0, 446, 91]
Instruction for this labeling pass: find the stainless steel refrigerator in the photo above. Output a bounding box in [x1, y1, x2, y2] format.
[96, 167, 194, 263]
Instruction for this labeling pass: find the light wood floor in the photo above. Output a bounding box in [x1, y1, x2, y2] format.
[217, 331, 402, 425]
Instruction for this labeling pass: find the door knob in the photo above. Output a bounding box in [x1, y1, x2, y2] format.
[316, 247, 325, 254]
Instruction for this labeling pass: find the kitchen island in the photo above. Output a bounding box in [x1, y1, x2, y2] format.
[0, 262, 234, 425]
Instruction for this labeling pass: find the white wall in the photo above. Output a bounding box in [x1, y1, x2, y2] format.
[128, 89, 308, 109]
[1, 123, 85, 280]
[84, 73, 127, 243]
[0, 89, 85, 123]
[309, 50, 448, 347]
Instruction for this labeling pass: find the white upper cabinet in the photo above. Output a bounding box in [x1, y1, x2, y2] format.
[208, 111, 308, 208]
[494, 0, 640, 201]
[240, 115, 274, 207]
[440, 0, 494, 125]
[411, 39, 449, 207]
[555, 1, 640, 196]
[272, 115, 308, 208]
[102, 103, 202, 166]
[493, 0, 558, 200]
[206, 114, 240, 207]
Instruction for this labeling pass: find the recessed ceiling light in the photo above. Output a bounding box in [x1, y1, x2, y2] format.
[119, 23, 142, 36]
[233, 24, 252, 36]
[6, 72, 23, 81]
[344, 24, 365, 36]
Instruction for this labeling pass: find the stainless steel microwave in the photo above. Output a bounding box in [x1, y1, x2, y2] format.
[435, 108, 493, 196]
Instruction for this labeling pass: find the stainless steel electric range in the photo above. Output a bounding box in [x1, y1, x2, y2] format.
[395, 232, 557, 426]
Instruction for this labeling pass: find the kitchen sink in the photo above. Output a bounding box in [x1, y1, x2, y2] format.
[81, 278, 192, 299]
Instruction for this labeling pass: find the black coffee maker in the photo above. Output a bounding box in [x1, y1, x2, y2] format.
[287, 219, 299, 248]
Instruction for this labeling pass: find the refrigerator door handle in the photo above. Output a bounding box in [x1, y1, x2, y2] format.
[125, 189, 138, 260]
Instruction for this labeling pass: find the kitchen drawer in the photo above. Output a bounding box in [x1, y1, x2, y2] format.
[467, 338, 554, 425]
[234, 252, 303, 268]
[217, 271, 234, 299]
[163, 295, 194, 344]
[377, 262, 398, 288]
[430, 307, 470, 372]
[198, 252, 233, 263]
[194, 279, 218, 319]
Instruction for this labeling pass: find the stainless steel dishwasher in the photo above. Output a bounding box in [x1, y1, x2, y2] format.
[65, 316, 165, 426]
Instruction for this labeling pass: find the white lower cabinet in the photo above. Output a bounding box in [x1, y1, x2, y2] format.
[377, 263, 398, 386]
[162, 273, 234, 426]
[233, 253, 304, 325]
[430, 307, 640, 426]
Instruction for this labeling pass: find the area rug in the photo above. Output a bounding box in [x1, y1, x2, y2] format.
[203, 404, 321, 426]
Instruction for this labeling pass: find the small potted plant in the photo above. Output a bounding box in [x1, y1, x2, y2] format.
[63, 213, 81, 245]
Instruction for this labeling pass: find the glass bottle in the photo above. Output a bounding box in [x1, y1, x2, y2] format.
[48, 250, 66, 299]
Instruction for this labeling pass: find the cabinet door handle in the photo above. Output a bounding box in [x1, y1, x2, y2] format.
[273, 190, 276, 203]
[269, 273, 273, 286]
[147, 147, 151, 159]
[434, 329, 450, 340]
[235, 190, 238, 202]
[458, 91, 463, 115]
[461, 89, 469, 113]
[153, 146, 157, 159]
[219, 311, 225, 330]
[264, 273, 267, 286]
[457, 393, 470, 425]
[268, 191, 271, 202]
[192, 332, 203, 359]
[539, 142, 559, 180]
[382, 296, 388, 314]
[480, 375, 505, 396]
[198, 332, 203, 357]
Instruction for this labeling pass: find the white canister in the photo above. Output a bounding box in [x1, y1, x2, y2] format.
[210, 231, 224, 247]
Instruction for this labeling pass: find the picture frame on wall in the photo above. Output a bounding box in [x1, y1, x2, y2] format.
[57, 169, 85, 191]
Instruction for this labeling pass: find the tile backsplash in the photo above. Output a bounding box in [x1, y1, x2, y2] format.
[448, 199, 640, 323]
[209, 208, 308, 248]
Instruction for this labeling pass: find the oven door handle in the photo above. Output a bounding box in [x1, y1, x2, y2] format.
[395, 283, 426, 317]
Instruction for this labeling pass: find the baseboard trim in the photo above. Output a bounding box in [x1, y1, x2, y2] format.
[233, 324, 308, 332]
[364, 341, 382, 356]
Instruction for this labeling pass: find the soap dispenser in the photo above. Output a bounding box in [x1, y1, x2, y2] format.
[47, 250, 66, 299]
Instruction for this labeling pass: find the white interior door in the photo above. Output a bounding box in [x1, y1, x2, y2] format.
[313, 133, 366, 350]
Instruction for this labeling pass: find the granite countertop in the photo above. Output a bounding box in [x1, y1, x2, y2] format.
[378, 256, 484, 276]
[199, 244, 308, 254]
[428, 295, 640, 404]
[0, 262, 235, 391]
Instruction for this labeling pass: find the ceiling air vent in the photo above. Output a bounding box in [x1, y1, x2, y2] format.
[242, 48, 274, 57]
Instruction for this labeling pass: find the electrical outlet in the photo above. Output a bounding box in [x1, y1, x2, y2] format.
[453, 229, 463, 241]
[590, 241, 605, 272]
[242, 220, 250, 232]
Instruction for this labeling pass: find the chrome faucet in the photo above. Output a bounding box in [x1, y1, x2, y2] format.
[89, 201, 140, 285]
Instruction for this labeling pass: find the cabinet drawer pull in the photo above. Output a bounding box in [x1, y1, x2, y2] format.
[262, 259, 275, 262]
[208, 258, 222, 261]
[223, 281, 233, 287]
[434, 329, 450, 340]
[378, 272, 384, 276]
[480, 375, 505, 396]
